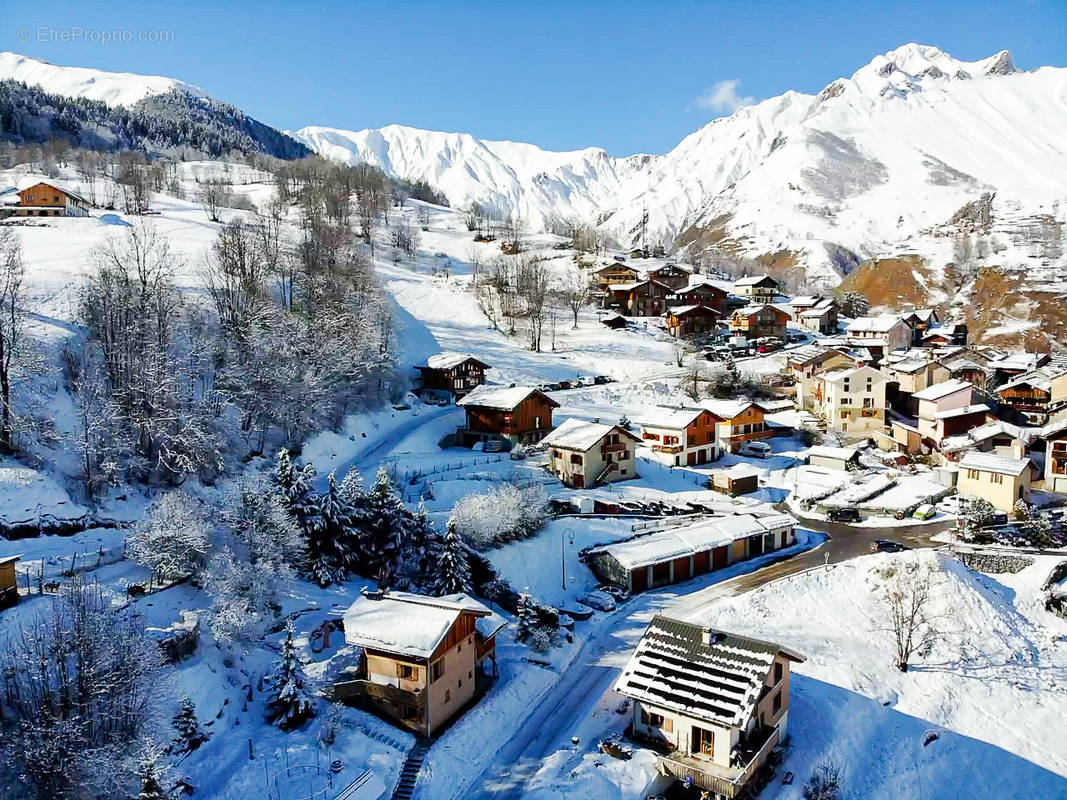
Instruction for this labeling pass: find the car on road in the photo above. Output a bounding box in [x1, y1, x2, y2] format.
[593, 375, 613, 385]
[577, 590, 616, 612]
[739, 441, 772, 459]
[827, 507, 861, 523]
[577, 376, 596, 387]
[870, 539, 911, 553]
[913, 503, 937, 520]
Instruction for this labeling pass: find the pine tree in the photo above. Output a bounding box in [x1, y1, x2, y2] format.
[133, 756, 167, 800]
[358, 467, 405, 576]
[515, 589, 538, 643]
[431, 519, 472, 596]
[307, 472, 357, 586]
[266, 621, 315, 731]
[274, 448, 319, 533]
[171, 695, 208, 754]
[403, 501, 435, 589]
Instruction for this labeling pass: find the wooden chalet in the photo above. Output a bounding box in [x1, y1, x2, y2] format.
[663, 305, 720, 339]
[456, 385, 559, 447]
[667, 281, 728, 315]
[728, 305, 789, 340]
[416, 353, 489, 401]
[542, 418, 640, 488]
[592, 262, 639, 291]
[646, 263, 691, 290]
[604, 279, 672, 317]
[14, 182, 91, 217]
[0, 554, 19, 609]
[732, 274, 780, 304]
[703, 400, 773, 453]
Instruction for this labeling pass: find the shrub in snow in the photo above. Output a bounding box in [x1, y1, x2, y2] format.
[450, 483, 549, 549]
[803, 760, 842, 800]
[515, 588, 558, 652]
[1014, 500, 1056, 548]
[171, 696, 209, 754]
[126, 491, 211, 583]
[957, 496, 996, 540]
[265, 621, 316, 731]
[431, 520, 473, 596]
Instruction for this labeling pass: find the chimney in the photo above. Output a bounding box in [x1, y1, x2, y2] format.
[701, 628, 720, 647]
[1011, 440, 1026, 460]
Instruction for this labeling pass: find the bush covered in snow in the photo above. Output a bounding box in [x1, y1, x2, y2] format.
[450, 482, 549, 550]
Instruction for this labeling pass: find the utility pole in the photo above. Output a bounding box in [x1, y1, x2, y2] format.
[562, 528, 574, 591]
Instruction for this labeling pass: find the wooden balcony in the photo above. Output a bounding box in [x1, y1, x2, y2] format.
[333, 678, 426, 718]
[652, 444, 684, 454]
[658, 724, 780, 797]
[601, 442, 629, 454]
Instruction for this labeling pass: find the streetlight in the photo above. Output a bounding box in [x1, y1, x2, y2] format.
[562, 528, 575, 591]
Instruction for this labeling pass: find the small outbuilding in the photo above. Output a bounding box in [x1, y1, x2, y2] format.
[806, 445, 861, 471]
[711, 463, 759, 496]
[0, 554, 20, 608]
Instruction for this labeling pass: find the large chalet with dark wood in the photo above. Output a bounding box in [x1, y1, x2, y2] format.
[667, 281, 728, 315]
[456, 385, 559, 447]
[335, 591, 506, 737]
[416, 353, 489, 402]
[732, 274, 780, 304]
[592, 262, 640, 292]
[604, 280, 673, 317]
[664, 305, 720, 339]
[646, 263, 692, 290]
[614, 616, 804, 798]
[728, 305, 789, 340]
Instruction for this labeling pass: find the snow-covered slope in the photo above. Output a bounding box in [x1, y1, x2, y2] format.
[292, 44, 1067, 284]
[0, 51, 206, 106]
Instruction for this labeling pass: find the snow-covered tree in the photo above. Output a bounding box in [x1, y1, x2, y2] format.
[515, 588, 537, 644]
[307, 471, 359, 586]
[132, 751, 168, 800]
[401, 501, 436, 589]
[450, 483, 549, 549]
[1015, 500, 1054, 548]
[431, 519, 472, 596]
[265, 621, 316, 731]
[274, 448, 319, 533]
[803, 760, 842, 800]
[127, 491, 211, 583]
[171, 696, 209, 754]
[357, 467, 405, 575]
[958, 496, 996, 540]
[836, 291, 870, 319]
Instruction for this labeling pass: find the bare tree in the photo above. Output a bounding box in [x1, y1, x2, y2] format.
[559, 266, 589, 329]
[198, 178, 233, 223]
[881, 559, 943, 672]
[517, 255, 551, 351]
[0, 228, 26, 451]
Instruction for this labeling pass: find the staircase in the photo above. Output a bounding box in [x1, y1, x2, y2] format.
[391, 740, 431, 800]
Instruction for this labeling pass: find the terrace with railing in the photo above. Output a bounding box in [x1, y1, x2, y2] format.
[657, 724, 780, 798]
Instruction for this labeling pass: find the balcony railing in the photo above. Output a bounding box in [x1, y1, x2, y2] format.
[657, 725, 780, 798]
[601, 442, 629, 454]
[652, 444, 684, 454]
[332, 678, 426, 717]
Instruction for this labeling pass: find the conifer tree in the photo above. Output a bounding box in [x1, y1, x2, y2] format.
[133, 756, 167, 800]
[515, 588, 538, 643]
[404, 501, 435, 589]
[265, 620, 315, 731]
[274, 448, 319, 533]
[358, 467, 405, 575]
[171, 695, 208, 754]
[431, 519, 472, 596]
[307, 472, 357, 586]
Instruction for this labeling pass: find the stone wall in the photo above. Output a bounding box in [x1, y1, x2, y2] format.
[956, 550, 1033, 574]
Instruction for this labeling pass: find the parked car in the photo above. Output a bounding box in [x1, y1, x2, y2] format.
[756, 341, 781, 354]
[786, 333, 807, 343]
[536, 383, 554, 392]
[577, 590, 616, 612]
[937, 496, 962, 514]
[593, 375, 612, 385]
[827, 507, 861, 523]
[557, 380, 573, 390]
[739, 441, 772, 459]
[577, 376, 596, 387]
[912, 504, 937, 520]
[870, 539, 910, 553]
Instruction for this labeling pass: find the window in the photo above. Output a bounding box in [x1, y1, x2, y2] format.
[772, 690, 782, 714]
[966, 469, 979, 480]
[534, 416, 542, 429]
[431, 659, 444, 683]
[397, 664, 418, 681]
[640, 709, 673, 732]
[863, 397, 874, 409]
[774, 662, 783, 684]
[991, 473, 1003, 484]
[444, 689, 451, 703]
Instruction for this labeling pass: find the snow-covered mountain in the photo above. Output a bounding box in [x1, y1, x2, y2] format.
[292, 44, 1067, 284]
[0, 51, 206, 107]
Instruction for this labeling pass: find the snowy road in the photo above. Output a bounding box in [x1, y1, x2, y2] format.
[462, 517, 954, 799]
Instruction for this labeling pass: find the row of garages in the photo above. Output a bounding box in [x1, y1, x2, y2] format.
[584, 513, 797, 594]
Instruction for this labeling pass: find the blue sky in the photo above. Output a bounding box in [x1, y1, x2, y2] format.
[2, 0, 1065, 155]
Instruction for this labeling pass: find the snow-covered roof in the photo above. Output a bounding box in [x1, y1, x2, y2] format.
[808, 445, 860, 461]
[588, 513, 794, 571]
[594, 263, 637, 274]
[847, 315, 905, 334]
[613, 615, 804, 729]
[997, 369, 1061, 394]
[720, 463, 760, 479]
[421, 352, 487, 371]
[701, 399, 759, 421]
[542, 418, 637, 452]
[988, 353, 1045, 372]
[343, 591, 493, 659]
[959, 451, 1031, 477]
[789, 295, 821, 306]
[934, 403, 990, 420]
[679, 280, 725, 294]
[913, 379, 973, 402]
[942, 420, 1030, 454]
[734, 274, 778, 287]
[16, 179, 90, 205]
[667, 304, 719, 317]
[638, 405, 717, 430]
[457, 384, 558, 410]
[734, 304, 787, 318]
[820, 365, 883, 384]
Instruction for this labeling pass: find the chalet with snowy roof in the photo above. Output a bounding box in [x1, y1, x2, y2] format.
[702, 400, 774, 453]
[921, 326, 965, 348]
[899, 308, 941, 345]
[914, 379, 975, 444]
[957, 448, 1033, 512]
[710, 463, 760, 496]
[415, 353, 489, 401]
[807, 445, 861, 471]
[600, 313, 628, 330]
[996, 368, 1066, 424]
[732, 275, 780, 305]
[614, 616, 804, 797]
[667, 281, 728, 315]
[881, 354, 950, 399]
[664, 304, 720, 339]
[603, 279, 672, 317]
[587, 513, 796, 593]
[789, 295, 838, 334]
[456, 385, 558, 448]
[335, 591, 506, 737]
[0, 554, 20, 608]
[788, 346, 861, 409]
[845, 315, 912, 353]
[987, 352, 1050, 383]
[647, 263, 692, 290]
[638, 405, 723, 466]
[592, 262, 639, 291]
[940, 356, 990, 388]
[728, 304, 788, 340]
[542, 418, 640, 488]
[939, 419, 1030, 462]
[13, 181, 91, 218]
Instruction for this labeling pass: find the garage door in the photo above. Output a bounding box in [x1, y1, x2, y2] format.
[693, 550, 710, 574]
[672, 557, 691, 582]
[749, 535, 764, 557]
[651, 562, 671, 587]
[712, 546, 728, 570]
[631, 567, 648, 593]
[730, 540, 747, 562]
